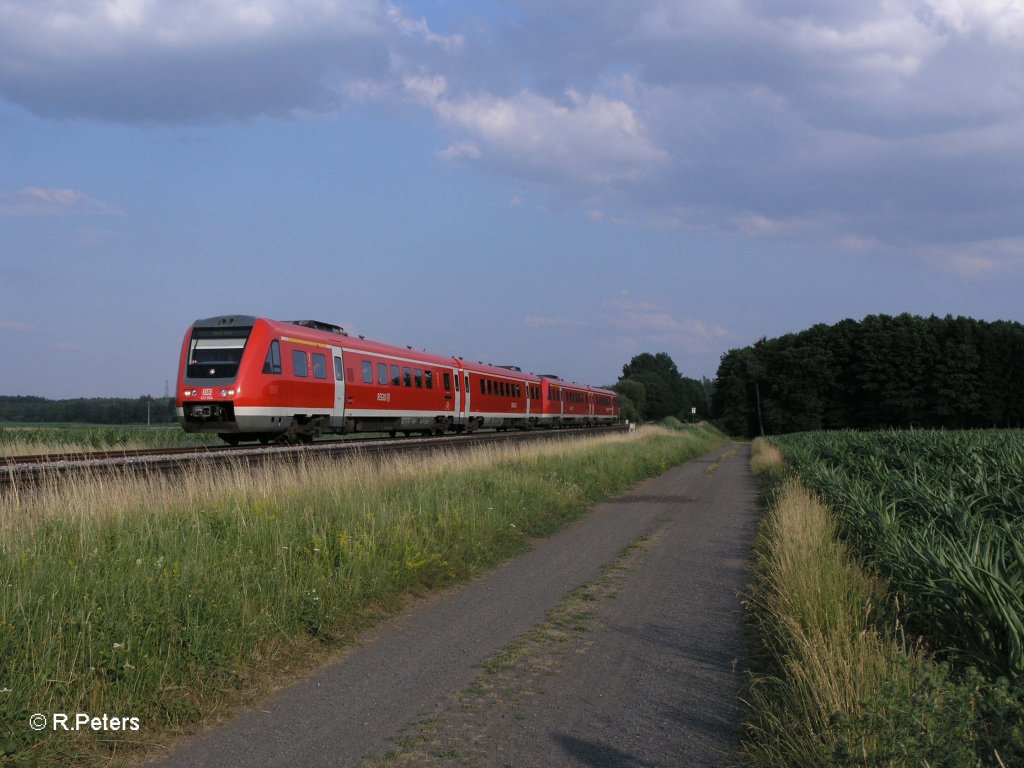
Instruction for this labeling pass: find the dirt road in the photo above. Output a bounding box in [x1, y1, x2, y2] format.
[154, 443, 757, 768]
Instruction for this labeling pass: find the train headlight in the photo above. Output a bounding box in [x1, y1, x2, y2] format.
[219, 389, 236, 398]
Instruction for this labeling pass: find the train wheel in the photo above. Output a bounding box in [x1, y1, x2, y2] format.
[218, 433, 240, 446]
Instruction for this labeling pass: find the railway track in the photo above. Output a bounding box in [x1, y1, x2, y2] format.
[1, 426, 628, 490]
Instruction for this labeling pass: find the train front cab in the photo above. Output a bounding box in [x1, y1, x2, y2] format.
[177, 315, 257, 436]
[178, 316, 341, 442]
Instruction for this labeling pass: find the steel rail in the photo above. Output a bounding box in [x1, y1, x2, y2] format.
[1, 426, 628, 491]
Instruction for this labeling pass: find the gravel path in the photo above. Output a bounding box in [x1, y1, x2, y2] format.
[153, 443, 757, 768]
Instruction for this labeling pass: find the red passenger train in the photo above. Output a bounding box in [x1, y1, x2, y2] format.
[176, 315, 620, 444]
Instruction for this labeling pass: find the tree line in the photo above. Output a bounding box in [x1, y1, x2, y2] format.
[611, 352, 714, 424]
[0, 395, 177, 425]
[712, 313, 1024, 437]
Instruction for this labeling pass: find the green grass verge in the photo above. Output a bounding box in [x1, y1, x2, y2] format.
[1, 425, 727, 767]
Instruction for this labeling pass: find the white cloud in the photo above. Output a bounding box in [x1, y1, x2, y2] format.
[0, 187, 121, 217]
[2, 0, 1022, 258]
[525, 315, 585, 329]
[435, 142, 481, 161]
[0, 0, 390, 119]
[386, 3, 463, 53]
[0, 0, 382, 53]
[922, 0, 1024, 42]
[410, 77, 668, 186]
[924, 238, 1024, 276]
[602, 292, 730, 354]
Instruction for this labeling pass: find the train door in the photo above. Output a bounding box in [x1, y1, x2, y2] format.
[451, 364, 461, 419]
[330, 346, 346, 427]
[463, 371, 471, 420]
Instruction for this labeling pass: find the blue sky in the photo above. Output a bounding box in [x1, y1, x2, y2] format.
[2, 0, 1023, 399]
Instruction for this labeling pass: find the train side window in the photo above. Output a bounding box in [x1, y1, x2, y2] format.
[480, 379, 485, 395]
[454, 373, 460, 391]
[312, 353, 327, 380]
[292, 350, 308, 378]
[361, 360, 373, 384]
[443, 372, 451, 391]
[403, 367, 412, 387]
[391, 364, 401, 386]
[262, 340, 282, 374]
[334, 357, 344, 381]
[378, 363, 388, 386]
[425, 370, 433, 389]
[414, 368, 423, 388]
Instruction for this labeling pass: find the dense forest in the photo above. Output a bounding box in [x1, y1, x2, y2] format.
[0, 395, 177, 424]
[712, 313, 1024, 437]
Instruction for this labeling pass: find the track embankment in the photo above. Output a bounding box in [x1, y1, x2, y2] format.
[153, 443, 757, 768]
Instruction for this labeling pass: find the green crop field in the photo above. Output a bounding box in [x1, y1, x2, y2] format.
[745, 429, 1024, 767]
[772, 429, 1024, 679]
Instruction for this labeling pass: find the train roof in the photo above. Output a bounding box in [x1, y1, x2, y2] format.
[259, 317, 545, 382]
[189, 315, 618, 395]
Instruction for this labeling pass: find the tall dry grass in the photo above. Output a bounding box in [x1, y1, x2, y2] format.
[749, 436, 784, 479]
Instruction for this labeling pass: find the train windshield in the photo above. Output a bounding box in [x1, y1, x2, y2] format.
[186, 326, 252, 379]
